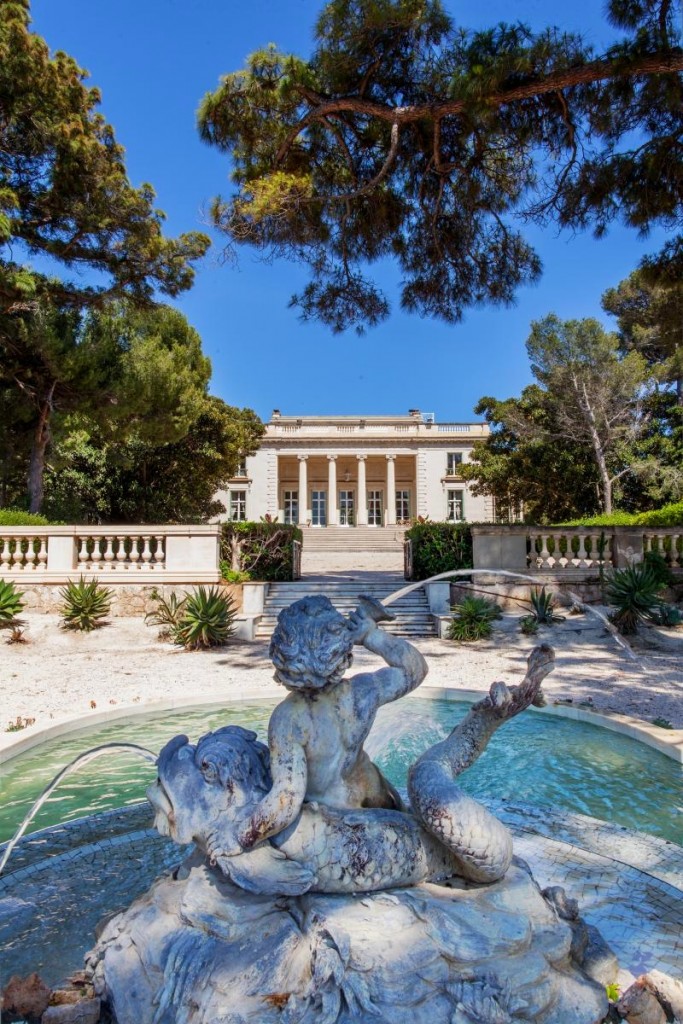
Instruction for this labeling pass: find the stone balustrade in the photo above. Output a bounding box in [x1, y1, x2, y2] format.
[0, 525, 222, 584]
[471, 525, 683, 576]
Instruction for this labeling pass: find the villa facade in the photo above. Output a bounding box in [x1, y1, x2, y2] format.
[216, 410, 494, 527]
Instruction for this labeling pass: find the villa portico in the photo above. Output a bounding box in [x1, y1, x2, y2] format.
[216, 411, 494, 527]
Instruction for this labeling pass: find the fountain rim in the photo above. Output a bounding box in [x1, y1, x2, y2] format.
[1, 687, 681, 767]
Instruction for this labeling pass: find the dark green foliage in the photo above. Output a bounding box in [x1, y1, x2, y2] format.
[650, 603, 683, 627]
[447, 597, 502, 643]
[220, 565, 252, 583]
[643, 550, 674, 589]
[405, 522, 472, 581]
[0, 580, 25, 623]
[606, 564, 663, 634]
[222, 522, 303, 582]
[520, 615, 539, 635]
[172, 586, 236, 650]
[529, 587, 564, 626]
[558, 503, 683, 527]
[59, 576, 112, 631]
[198, 0, 682, 333]
[0, 1, 209, 315]
[0, 509, 50, 526]
[145, 589, 188, 641]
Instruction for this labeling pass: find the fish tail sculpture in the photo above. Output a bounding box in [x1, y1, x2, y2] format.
[408, 643, 555, 882]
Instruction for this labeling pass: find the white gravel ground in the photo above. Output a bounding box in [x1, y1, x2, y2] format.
[2, 609, 682, 746]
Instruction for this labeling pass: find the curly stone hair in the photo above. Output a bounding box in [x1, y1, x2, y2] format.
[269, 595, 354, 691]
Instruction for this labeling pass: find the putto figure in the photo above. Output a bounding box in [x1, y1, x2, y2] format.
[234, 594, 428, 851]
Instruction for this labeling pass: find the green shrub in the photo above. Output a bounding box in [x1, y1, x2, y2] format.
[0, 509, 51, 527]
[0, 580, 25, 623]
[222, 522, 302, 582]
[636, 502, 683, 527]
[650, 603, 683, 627]
[405, 522, 473, 581]
[605, 565, 663, 634]
[447, 596, 501, 643]
[172, 586, 236, 650]
[554, 512, 638, 527]
[643, 550, 674, 589]
[145, 589, 187, 641]
[219, 562, 252, 584]
[529, 587, 565, 626]
[60, 576, 113, 631]
[520, 615, 539, 635]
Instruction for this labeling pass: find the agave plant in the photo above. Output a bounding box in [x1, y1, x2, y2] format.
[447, 596, 501, 643]
[519, 615, 539, 636]
[0, 579, 25, 624]
[528, 587, 564, 626]
[145, 588, 187, 641]
[605, 564, 662, 634]
[60, 576, 113, 631]
[172, 586, 236, 650]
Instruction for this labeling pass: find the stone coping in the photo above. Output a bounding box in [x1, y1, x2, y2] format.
[2, 684, 682, 765]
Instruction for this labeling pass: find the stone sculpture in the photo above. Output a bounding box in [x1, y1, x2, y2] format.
[87, 594, 609, 1024]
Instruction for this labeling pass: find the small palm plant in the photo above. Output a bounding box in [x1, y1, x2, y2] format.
[605, 564, 662, 634]
[0, 580, 25, 624]
[145, 588, 188, 641]
[172, 586, 236, 650]
[447, 596, 502, 643]
[60, 576, 113, 631]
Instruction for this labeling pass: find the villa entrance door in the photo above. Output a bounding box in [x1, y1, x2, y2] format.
[339, 490, 354, 526]
[367, 490, 383, 526]
[311, 490, 327, 526]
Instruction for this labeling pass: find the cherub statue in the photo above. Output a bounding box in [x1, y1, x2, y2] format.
[233, 593, 428, 852]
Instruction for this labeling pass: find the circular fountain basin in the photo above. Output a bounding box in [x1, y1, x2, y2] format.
[1, 697, 681, 990]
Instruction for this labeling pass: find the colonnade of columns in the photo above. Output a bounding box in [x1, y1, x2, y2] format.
[295, 453, 399, 526]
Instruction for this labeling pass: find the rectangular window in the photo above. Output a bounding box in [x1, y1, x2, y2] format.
[230, 490, 247, 521]
[311, 490, 327, 526]
[235, 457, 247, 477]
[446, 452, 463, 475]
[284, 490, 298, 524]
[446, 489, 464, 522]
[339, 490, 354, 526]
[396, 490, 410, 523]
[367, 490, 383, 526]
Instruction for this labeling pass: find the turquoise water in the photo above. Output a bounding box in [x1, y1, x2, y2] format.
[1, 698, 681, 845]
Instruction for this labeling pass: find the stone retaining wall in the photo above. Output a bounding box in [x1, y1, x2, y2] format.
[15, 582, 243, 616]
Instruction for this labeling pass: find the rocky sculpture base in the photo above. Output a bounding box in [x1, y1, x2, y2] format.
[86, 852, 607, 1024]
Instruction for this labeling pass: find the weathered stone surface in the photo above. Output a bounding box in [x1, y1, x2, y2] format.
[41, 998, 101, 1024]
[86, 854, 607, 1024]
[640, 970, 683, 1022]
[616, 980, 667, 1024]
[1, 972, 51, 1019]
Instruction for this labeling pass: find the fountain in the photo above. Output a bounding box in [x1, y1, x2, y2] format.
[3, 580, 680, 1023]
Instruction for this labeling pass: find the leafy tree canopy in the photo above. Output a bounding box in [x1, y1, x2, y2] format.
[0, 0, 210, 317]
[42, 398, 265, 525]
[198, 0, 682, 332]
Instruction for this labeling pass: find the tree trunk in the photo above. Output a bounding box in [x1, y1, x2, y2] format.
[27, 389, 54, 514]
[573, 376, 612, 513]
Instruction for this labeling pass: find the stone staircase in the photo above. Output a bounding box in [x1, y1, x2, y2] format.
[301, 526, 407, 574]
[254, 575, 437, 639]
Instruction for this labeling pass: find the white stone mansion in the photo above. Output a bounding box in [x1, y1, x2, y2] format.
[216, 410, 494, 527]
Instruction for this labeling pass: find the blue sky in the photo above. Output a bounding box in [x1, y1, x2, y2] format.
[29, 0, 668, 423]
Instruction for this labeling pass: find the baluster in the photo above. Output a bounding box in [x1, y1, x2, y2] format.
[116, 535, 128, 566]
[36, 536, 48, 570]
[11, 534, 21, 569]
[673, 531, 682, 570]
[0, 539, 10, 573]
[102, 536, 115, 565]
[77, 536, 90, 570]
[129, 536, 142, 565]
[154, 535, 165, 566]
[25, 535, 38, 570]
[538, 532, 551, 570]
[141, 536, 153, 564]
[575, 531, 589, 569]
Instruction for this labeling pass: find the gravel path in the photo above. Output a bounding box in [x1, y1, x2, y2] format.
[2, 610, 682, 745]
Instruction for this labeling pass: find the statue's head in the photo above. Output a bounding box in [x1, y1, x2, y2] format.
[148, 726, 271, 848]
[269, 595, 354, 692]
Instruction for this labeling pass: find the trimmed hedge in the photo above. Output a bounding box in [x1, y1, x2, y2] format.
[405, 522, 473, 581]
[556, 502, 683, 528]
[221, 521, 303, 582]
[0, 508, 51, 526]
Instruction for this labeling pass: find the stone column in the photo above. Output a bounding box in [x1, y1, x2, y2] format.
[386, 455, 396, 526]
[327, 455, 338, 526]
[298, 455, 308, 525]
[356, 455, 368, 526]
